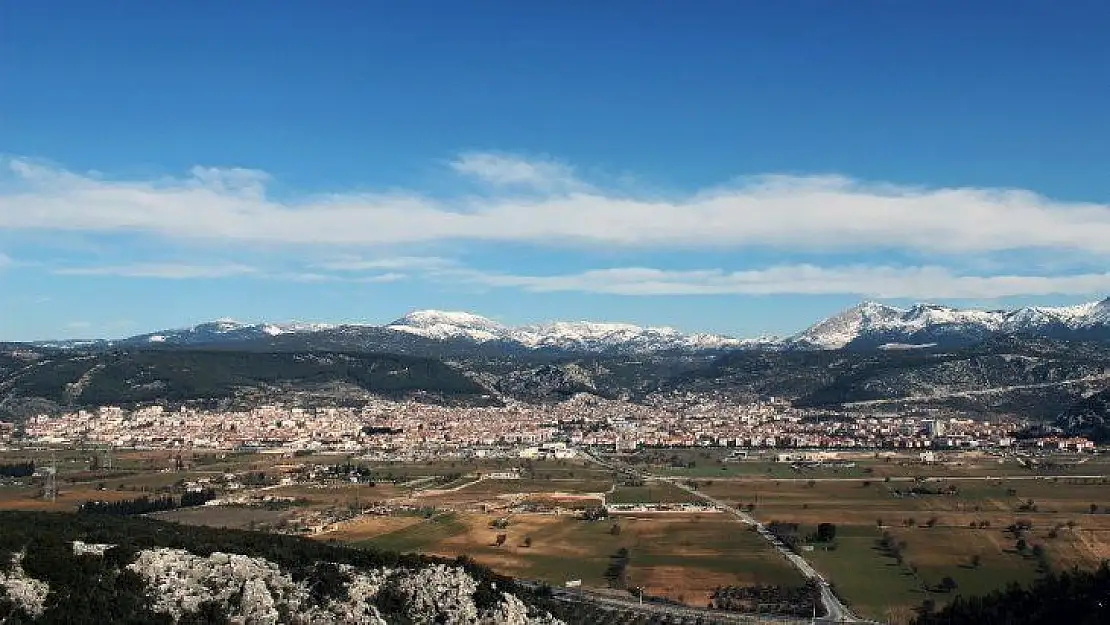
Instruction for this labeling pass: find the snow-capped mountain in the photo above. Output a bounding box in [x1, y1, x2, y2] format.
[123, 319, 337, 346]
[386, 310, 510, 343]
[385, 310, 770, 354]
[789, 298, 1110, 350]
[83, 310, 762, 355]
[34, 298, 1110, 356]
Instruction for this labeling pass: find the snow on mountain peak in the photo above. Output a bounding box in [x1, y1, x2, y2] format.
[85, 297, 1110, 356]
[792, 297, 1110, 349]
[392, 310, 504, 330]
[387, 310, 509, 342]
[790, 301, 904, 349]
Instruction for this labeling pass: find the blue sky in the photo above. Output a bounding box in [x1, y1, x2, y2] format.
[2, 1, 1110, 340]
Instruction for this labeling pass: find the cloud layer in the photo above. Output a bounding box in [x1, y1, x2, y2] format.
[5, 155, 1110, 254]
[450, 264, 1110, 299]
[4, 152, 1110, 302]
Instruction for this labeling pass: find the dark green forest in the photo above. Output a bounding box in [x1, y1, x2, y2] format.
[912, 562, 1110, 625]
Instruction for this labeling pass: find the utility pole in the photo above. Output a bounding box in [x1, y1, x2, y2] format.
[43, 450, 57, 502]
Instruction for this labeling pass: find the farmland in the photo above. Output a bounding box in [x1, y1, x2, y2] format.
[693, 470, 1110, 621]
[4, 444, 1110, 621]
[345, 511, 804, 604]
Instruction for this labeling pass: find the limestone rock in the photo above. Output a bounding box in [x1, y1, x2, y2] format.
[0, 551, 50, 618]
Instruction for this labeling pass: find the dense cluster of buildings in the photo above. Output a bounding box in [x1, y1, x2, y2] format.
[2, 390, 1085, 454]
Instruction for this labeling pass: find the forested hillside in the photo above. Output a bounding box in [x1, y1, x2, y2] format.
[0, 348, 496, 421]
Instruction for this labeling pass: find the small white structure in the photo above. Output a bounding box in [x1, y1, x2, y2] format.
[519, 442, 576, 460]
[72, 541, 116, 556]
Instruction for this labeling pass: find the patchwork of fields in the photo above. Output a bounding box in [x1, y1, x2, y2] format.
[4, 446, 1110, 622]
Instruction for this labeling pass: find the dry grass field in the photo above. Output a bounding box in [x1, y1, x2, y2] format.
[344, 511, 803, 605]
[415, 477, 612, 508]
[321, 514, 427, 542]
[151, 505, 294, 530]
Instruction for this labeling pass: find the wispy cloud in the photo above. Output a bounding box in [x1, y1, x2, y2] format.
[449, 152, 581, 191]
[53, 263, 259, 279]
[447, 264, 1110, 299]
[356, 272, 408, 283]
[315, 256, 454, 272]
[6, 154, 1110, 255]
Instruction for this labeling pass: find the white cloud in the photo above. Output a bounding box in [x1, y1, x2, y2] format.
[449, 152, 581, 190]
[448, 264, 1110, 299]
[316, 256, 454, 272]
[8, 154, 1109, 255]
[54, 263, 258, 279]
[356, 272, 408, 283]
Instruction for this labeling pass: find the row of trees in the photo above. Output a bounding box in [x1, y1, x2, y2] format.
[765, 521, 837, 552]
[709, 581, 823, 617]
[0, 461, 34, 478]
[77, 489, 216, 516]
[604, 547, 631, 589]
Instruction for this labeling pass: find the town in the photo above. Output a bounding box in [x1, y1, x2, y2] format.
[7, 393, 1095, 456]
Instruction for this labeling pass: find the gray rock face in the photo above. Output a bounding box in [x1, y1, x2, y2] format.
[126, 548, 563, 624]
[0, 551, 50, 618]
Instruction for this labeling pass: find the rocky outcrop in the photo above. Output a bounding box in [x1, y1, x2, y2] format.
[126, 547, 562, 624]
[0, 551, 50, 618]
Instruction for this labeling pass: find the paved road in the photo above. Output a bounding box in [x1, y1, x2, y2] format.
[666, 479, 860, 623]
[578, 448, 867, 623]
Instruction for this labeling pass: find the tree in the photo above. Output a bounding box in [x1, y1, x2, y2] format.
[937, 576, 958, 593]
[816, 523, 837, 543]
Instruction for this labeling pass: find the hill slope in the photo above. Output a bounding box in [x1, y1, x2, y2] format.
[0, 511, 562, 624]
[0, 348, 496, 420]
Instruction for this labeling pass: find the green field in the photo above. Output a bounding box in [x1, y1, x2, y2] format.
[357, 512, 469, 553]
[606, 482, 703, 504]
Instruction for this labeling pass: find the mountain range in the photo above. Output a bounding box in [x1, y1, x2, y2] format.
[36, 298, 1110, 356]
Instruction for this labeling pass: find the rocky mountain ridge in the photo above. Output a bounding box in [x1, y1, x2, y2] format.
[789, 298, 1110, 350]
[34, 299, 1110, 357]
